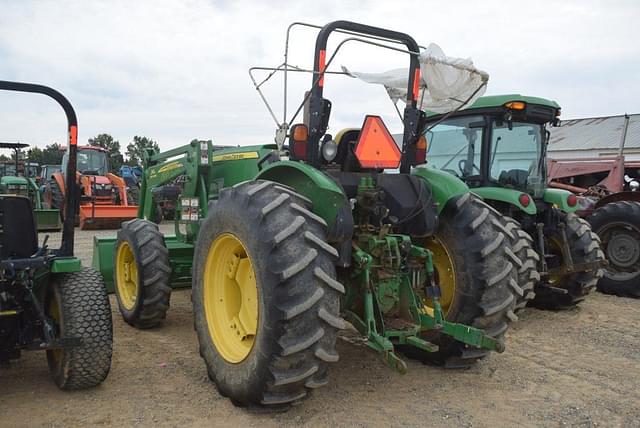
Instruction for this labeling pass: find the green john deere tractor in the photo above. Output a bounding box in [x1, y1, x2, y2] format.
[93, 21, 517, 407]
[424, 94, 605, 309]
[0, 143, 61, 231]
[0, 80, 112, 389]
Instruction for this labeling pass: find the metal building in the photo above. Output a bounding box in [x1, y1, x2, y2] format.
[548, 113, 640, 160]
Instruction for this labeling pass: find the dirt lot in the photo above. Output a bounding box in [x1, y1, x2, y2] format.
[1, 225, 639, 427]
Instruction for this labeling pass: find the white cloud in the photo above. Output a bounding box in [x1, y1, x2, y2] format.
[0, 0, 638, 151]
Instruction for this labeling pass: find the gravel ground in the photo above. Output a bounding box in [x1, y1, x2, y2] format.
[1, 225, 639, 427]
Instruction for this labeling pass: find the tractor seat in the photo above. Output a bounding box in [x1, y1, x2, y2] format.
[498, 169, 529, 188]
[333, 128, 362, 172]
[0, 195, 38, 259]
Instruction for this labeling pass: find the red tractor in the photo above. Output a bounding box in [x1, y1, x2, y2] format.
[548, 155, 640, 297]
[45, 145, 138, 229]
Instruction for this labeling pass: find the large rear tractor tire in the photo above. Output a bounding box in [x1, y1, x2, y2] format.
[114, 219, 172, 329]
[47, 178, 64, 218]
[46, 267, 113, 389]
[192, 180, 344, 408]
[531, 211, 604, 309]
[403, 194, 518, 368]
[502, 216, 539, 311]
[587, 201, 640, 297]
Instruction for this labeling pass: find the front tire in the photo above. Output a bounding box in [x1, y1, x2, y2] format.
[502, 216, 539, 311]
[404, 194, 517, 367]
[588, 201, 640, 297]
[531, 211, 604, 309]
[114, 219, 172, 328]
[192, 180, 344, 407]
[47, 178, 64, 220]
[46, 267, 113, 389]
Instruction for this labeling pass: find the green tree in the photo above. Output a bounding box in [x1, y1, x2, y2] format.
[27, 146, 44, 164]
[88, 133, 124, 172]
[126, 136, 159, 166]
[41, 143, 64, 165]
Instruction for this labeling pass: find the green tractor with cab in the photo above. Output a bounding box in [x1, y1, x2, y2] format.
[424, 94, 605, 309]
[94, 21, 518, 408]
[0, 143, 62, 231]
[0, 80, 112, 389]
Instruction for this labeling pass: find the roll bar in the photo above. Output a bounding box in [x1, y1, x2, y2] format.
[306, 21, 423, 172]
[0, 80, 78, 256]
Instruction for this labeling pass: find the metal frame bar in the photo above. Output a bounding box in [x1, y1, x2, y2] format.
[0, 80, 78, 256]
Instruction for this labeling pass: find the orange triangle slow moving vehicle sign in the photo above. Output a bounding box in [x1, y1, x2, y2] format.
[354, 115, 401, 169]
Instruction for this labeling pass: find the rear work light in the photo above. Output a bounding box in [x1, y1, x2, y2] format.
[289, 123, 309, 161]
[354, 115, 401, 169]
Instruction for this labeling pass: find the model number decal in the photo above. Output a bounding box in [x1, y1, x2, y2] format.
[212, 152, 259, 162]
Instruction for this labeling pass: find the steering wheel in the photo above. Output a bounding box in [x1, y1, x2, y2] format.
[458, 159, 480, 175]
[442, 168, 461, 178]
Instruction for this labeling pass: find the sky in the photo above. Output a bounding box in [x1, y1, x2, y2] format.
[0, 0, 638, 152]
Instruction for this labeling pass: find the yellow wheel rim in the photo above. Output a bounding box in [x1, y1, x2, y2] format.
[423, 236, 457, 316]
[115, 241, 139, 311]
[48, 297, 62, 364]
[203, 233, 258, 363]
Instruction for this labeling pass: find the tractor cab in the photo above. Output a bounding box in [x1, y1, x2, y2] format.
[62, 146, 109, 176]
[424, 95, 560, 197]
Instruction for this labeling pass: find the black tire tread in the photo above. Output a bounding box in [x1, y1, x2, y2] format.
[406, 194, 517, 368]
[47, 267, 113, 389]
[587, 201, 640, 297]
[193, 180, 344, 407]
[47, 178, 64, 216]
[531, 212, 604, 309]
[501, 216, 539, 311]
[115, 219, 171, 328]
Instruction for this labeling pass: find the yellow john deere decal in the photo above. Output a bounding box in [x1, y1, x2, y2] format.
[149, 161, 182, 179]
[158, 161, 183, 174]
[212, 152, 259, 162]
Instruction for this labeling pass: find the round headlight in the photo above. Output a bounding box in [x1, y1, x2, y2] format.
[322, 139, 338, 162]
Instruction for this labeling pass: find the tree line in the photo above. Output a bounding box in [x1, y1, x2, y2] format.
[0, 134, 160, 173]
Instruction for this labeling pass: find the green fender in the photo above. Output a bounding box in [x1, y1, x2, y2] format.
[51, 257, 82, 273]
[255, 160, 347, 229]
[543, 188, 579, 213]
[411, 167, 469, 214]
[472, 187, 537, 215]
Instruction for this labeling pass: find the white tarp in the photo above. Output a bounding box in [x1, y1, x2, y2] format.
[342, 43, 489, 114]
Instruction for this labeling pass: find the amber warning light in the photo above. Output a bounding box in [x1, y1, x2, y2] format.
[354, 116, 401, 169]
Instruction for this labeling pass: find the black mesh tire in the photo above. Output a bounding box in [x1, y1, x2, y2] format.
[531, 211, 604, 309]
[502, 216, 539, 311]
[114, 219, 172, 329]
[192, 180, 345, 408]
[46, 267, 113, 390]
[587, 201, 640, 297]
[404, 194, 517, 368]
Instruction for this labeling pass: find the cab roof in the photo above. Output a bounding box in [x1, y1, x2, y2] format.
[425, 94, 560, 117]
